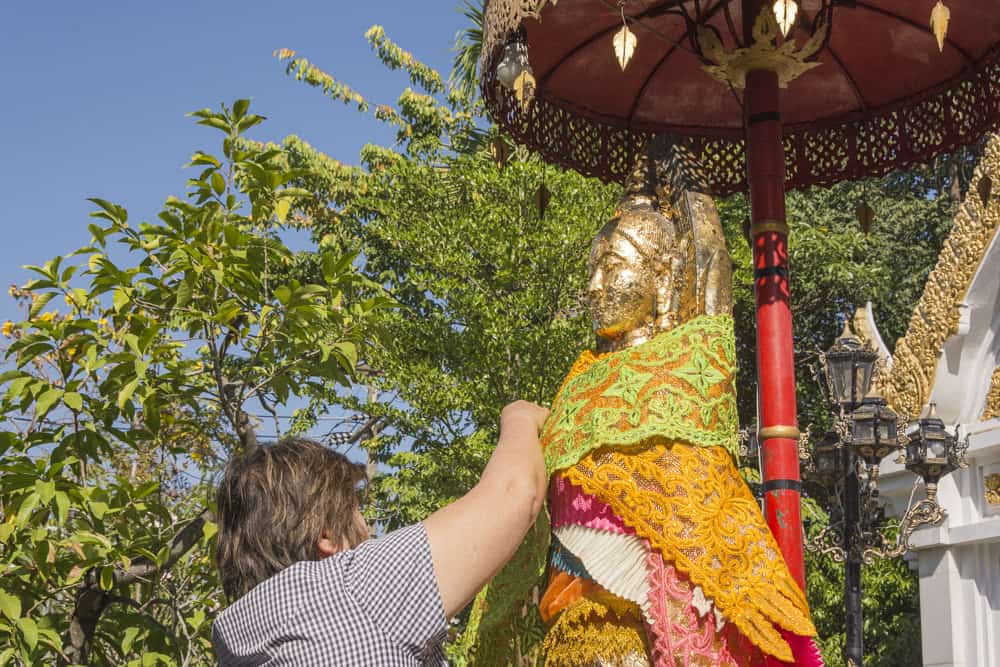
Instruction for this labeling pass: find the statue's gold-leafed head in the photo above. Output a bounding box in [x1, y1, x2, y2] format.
[587, 201, 677, 350]
[586, 136, 732, 352]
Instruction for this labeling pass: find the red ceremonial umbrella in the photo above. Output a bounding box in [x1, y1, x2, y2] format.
[479, 0, 1000, 644]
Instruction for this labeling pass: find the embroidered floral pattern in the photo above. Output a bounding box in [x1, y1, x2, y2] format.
[543, 315, 739, 472]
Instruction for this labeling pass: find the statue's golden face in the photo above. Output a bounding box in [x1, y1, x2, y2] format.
[586, 227, 655, 340]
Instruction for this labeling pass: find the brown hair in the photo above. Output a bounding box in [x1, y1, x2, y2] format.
[215, 437, 369, 600]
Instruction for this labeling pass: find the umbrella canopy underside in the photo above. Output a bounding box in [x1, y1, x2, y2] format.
[482, 0, 1000, 194]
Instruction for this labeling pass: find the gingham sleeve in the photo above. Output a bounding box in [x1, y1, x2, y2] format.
[343, 522, 448, 653]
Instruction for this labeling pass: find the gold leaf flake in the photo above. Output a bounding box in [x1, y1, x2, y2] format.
[513, 70, 536, 111]
[930, 1, 950, 52]
[490, 137, 511, 170]
[613, 24, 638, 71]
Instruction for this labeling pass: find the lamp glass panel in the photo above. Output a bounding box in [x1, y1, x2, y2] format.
[928, 438, 947, 459]
[828, 360, 850, 404]
[854, 363, 874, 405]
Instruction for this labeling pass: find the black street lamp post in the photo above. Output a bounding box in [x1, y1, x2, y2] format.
[802, 321, 968, 667]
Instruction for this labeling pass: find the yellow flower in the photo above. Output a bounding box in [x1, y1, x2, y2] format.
[66, 347, 77, 357]
[2, 321, 13, 337]
[64, 294, 74, 306]
[98, 318, 108, 328]
[39, 312, 56, 323]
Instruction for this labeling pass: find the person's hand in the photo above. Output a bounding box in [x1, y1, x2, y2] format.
[500, 400, 550, 433]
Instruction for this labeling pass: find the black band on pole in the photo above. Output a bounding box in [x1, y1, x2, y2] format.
[754, 266, 789, 280]
[763, 479, 803, 493]
[748, 110, 781, 124]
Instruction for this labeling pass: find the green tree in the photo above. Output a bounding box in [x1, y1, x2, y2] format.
[0, 101, 385, 665]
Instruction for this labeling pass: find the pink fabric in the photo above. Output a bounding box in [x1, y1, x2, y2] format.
[644, 547, 746, 666]
[548, 474, 635, 534]
[643, 549, 825, 666]
[764, 631, 825, 667]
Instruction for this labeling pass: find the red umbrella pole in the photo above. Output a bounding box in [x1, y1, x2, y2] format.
[744, 63, 807, 588]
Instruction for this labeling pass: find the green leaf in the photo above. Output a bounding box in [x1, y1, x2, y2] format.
[211, 171, 226, 196]
[63, 391, 83, 411]
[35, 388, 63, 417]
[122, 626, 140, 655]
[89, 501, 109, 520]
[87, 198, 127, 225]
[275, 199, 291, 223]
[117, 378, 140, 410]
[332, 341, 358, 374]
[34, 480, 55, 505]
[175, 279, 193, 308]
[233, 98, 250, 120]
[112, 287, 131, 312]
[53, 492, 70, 525]
[214, 300, 242, 325]
[15, 617, 37, 651]
[0, 592, 21, 621]
[201, 519, 218, 542]
[99, 566, 115, 592]
[28, 292, 55, 319]
[198, 117, 230, 132]
[15, 493, 40, 527]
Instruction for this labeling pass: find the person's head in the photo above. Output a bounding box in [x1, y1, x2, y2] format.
[215, 437, 369, 600]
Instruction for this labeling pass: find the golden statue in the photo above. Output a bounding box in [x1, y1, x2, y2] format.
[465, 138, 819, 667]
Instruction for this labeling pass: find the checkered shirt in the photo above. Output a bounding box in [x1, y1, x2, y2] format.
[212, 523, 449, 666]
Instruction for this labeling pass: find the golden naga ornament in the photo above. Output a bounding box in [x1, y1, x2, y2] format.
[878, 133, 1000, 421]
[697, 3, 826, 89]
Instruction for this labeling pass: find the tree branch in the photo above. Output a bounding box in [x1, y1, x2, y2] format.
[63, 509, 214, 666]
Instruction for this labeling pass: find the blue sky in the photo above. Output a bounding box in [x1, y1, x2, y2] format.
[0, 1, 468, 326]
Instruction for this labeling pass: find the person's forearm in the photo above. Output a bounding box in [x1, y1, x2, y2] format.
[423, 401, 548, 618]
[478, 415, 547, 519]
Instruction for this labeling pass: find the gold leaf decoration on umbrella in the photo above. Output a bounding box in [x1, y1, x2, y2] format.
[513, 71, 536, 111]
[613, 24, 638, 71]
[772, 0, 798, 38]
[490, 137, 511, 171]
[930, 1, 951, 52]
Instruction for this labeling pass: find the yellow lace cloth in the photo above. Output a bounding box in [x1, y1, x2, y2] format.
[543, 595, 651, 667]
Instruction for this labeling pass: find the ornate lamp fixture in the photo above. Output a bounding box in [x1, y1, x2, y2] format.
[904, 403, 969, 502]
[495, 31, 531, 90]
[801, 318, 970, 665]
[820, 322, 878, 412]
